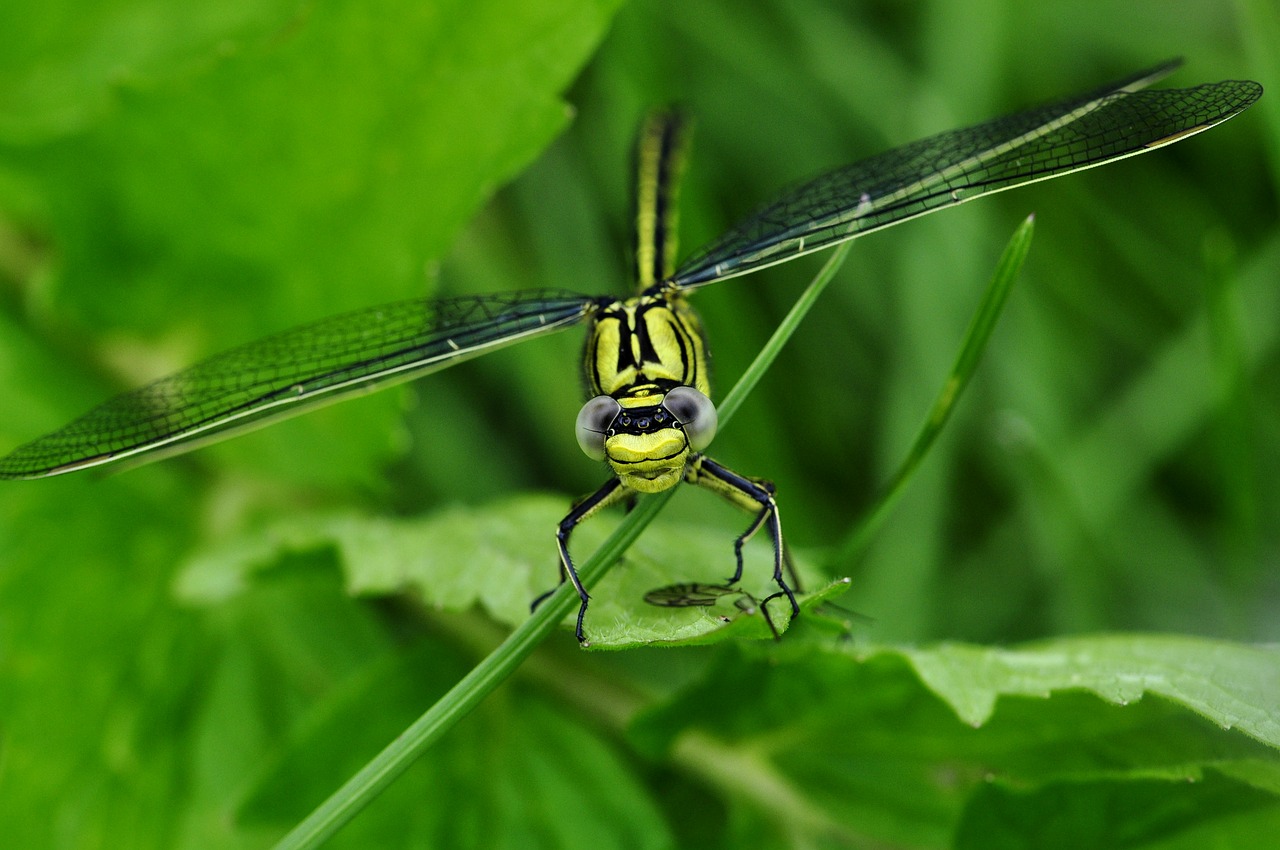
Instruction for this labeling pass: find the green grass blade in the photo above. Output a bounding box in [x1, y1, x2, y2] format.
[830, 214, 1034, 566]
[271, 244, 853, 850]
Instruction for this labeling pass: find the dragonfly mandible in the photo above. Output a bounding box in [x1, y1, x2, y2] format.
[0, 60, 1261, 643]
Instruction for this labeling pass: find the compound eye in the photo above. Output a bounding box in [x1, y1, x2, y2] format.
[663, 386, 718, 451]
[575, 395, 622, 461]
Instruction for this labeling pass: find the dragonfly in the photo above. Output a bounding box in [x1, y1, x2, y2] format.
[0, 60, 1261, 643]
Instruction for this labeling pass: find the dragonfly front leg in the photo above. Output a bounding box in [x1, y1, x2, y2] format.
[531, 476, 630, 644]
[684, 454, 800, 621]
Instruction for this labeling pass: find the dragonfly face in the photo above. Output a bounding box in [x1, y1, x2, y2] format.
[575, 381, 720, 493]
[0, 60, 1261, 644]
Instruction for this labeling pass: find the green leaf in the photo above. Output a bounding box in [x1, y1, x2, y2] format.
[177, 493, 844, 647]
[0, 0, 300, 141]
[894, 636, 1280, 748]
[955, 771, 1280, 850]
[0, 471, 201, 849]
[629, 640, 1280, 849]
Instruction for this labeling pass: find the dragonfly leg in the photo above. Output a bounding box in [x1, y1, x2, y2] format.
[729, 503, 772, 584]
[532, 477, 628, 644]
[684, 454, 800, 622]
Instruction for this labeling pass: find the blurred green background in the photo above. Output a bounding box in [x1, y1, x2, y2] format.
[1, 0, 1277, 847]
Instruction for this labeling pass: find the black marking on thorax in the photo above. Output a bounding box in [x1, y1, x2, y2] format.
[586, 294, 703, 397]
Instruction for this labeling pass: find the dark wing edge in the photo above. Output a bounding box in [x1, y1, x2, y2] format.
[0, 289, 595, 479]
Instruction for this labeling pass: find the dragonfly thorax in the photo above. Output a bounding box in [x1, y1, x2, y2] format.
[584, 290, 710, 398]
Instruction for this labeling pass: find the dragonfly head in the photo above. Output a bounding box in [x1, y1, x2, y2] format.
[575, 385, 718, 493]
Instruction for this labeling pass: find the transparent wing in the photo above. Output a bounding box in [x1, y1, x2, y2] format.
[672, 60, 1263, 288]
[0, 289, 596, 478]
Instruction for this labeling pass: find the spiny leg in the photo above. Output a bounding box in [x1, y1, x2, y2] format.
[737, 593, 782, 641]
[730, 501, 773, 585]
[531, 476, 630, 644]
[684, 454, 800, 622]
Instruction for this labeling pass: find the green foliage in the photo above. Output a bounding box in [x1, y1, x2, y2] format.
[179, 493, 851, 648]
[2, 0, 1278, 848]
[628, 641, 1280, 849]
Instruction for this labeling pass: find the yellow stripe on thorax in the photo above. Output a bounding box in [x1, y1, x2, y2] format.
[585, 292, 710, 399]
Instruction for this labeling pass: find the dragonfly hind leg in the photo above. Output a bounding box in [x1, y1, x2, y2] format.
[684, 454, 801, 623]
